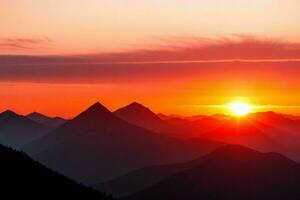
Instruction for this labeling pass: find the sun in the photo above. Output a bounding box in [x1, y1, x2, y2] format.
[227, 101, 252, 116]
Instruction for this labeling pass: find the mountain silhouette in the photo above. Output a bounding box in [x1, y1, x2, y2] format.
[164, 116, 225, 138]
[125, 145, 300, 200]
[115, 102, 223, 138]
[114, 102, 169, 132]
[0, 110, 50, 149]
[94, 139, 224, 197]
[27, 112, 66, 128]
[0, 144, 112, 197]
[202, 112, 300, 161]
[185, 114, 206, 121]
[157, 113, 179, 120]
[23, 102, 222, 185]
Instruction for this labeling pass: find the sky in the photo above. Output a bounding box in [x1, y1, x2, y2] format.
[1, 0, 300, 117]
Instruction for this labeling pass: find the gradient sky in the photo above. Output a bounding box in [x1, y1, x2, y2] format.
[1, 0, 300, 117]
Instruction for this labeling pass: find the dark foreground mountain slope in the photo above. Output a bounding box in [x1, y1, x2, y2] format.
[27, 112, 66, 128]
[0, 110, 50, 149]
[125, 145, 300, 200]
[24, 102, 222, 185]
[0, 144, 112, 198]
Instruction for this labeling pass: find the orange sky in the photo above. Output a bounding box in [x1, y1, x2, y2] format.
[1, 0, 300, 117]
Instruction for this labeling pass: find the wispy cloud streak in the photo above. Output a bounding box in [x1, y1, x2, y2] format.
[0, 37, 52, 51]
[0, 36, 300, 84]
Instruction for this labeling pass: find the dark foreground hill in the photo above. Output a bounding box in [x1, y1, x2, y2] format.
[0, 144, 112, 198]
[125, 145, 300, 200]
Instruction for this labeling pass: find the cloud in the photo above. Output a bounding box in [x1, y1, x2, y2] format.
[2, 36, 300, 63]
[0, 37, 52, 51]
[0, 36, 300, 84]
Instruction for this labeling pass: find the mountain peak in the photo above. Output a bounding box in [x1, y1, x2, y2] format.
[0, 110, 19, 118]
[114, 102, 161, 120]
[86, 102, 110, 113]
[114, 102, 166, 131]
[27, 112, 49, 119]
[131, 102, 142, 105]
[74, 102, 112, 121]
[128, 102, 147, 109]
[116, 102, 153, 114]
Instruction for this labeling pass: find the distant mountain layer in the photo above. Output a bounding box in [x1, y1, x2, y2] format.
[27, 112, 66, 128]
[0, 144, 112, 198]
[124, 145, 300, 200]
[23, 102, 222, 185]
[0, 110, 50, 149]
[202, 112, 300, 161]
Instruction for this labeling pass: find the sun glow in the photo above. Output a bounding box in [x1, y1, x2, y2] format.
[228, 101, 253, 116]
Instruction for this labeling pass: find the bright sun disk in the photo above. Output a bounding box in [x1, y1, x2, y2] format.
[228, 102, 252, 116]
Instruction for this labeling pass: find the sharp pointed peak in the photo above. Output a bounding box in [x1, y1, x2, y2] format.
[87, 102, 109, 111]
[115, 102, 154, 114]
[69, 102, 116, 123]
[78, 102, 111, 117]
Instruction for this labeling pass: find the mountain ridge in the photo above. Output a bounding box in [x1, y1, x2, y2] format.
[124, 145, 300, 200]
[23, 102, 222, 185]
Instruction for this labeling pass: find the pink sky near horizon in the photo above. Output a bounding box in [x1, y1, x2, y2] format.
[1, 0, 300, 117]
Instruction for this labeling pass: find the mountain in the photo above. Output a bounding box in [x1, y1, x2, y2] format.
[185, 114, 206, 121]
[23, 102, 222, 185]
[114, 102, 169, 132]
[125, 145, 300, 200]
[27, 112, 66, 128]
[114, 102, 224, 138]
[211, 113, 231, 120]
[94, 139, 224, 197]
[282, 114, 300, 121]
[157, 113, 184, 120]
[0, 110, 50, 149]
[164, 116, 225, 138]
[0, 144, 112, 197]
[202, 112, 300, 161]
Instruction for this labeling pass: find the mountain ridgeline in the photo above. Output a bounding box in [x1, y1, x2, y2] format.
[0, 110, 50, 149]
[27, 112, 66, 128]
[1, 101, 300, 198]
[124, 145, 300, 200]
[23, 102, 222, 184]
